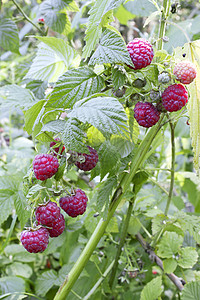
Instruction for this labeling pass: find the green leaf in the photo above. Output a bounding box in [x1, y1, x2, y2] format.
[35, 270, 59, 296]
[4, 245, 36, 263]
[26, 80, 48, 99]
[178, 247, 198, 268]
[89, 29, 134, 67]
[132, 171, 149, 195]
[96, 176, 117, 213]
[0, 189, 14, 226]
[82, 0, 124, 58]
[140, 276, 163, 300]
[0, 18, 20, 54]
[181, 281, 200, 300]
[98, 141, 121, 179]
[6, 262, 32, 278]
[24, 37, 80, 83]
[0, 85, 37, 110]
[114, 4, 135, 25]
[68, 96, 128, 137]
[128, 216, 141, 235]
[112, 66, 126, 90]
[126, 107, 140, 143]
[0, 277, 25, 300]
[106, 216, 119, 233]
[24, 100, 46, 135]
[124, 0, 156, 17]
[41, 120, 66, 134]
[47, 67, 104, 109]
[62, 118, 88, 152]
[87, 127, 106, 147]
[163, 258, 177, 273]
[14, 188, 30, 228]
[157, 232, 183, 258]
[110, 136, 134, 158]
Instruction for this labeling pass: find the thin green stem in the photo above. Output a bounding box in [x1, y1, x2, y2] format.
[136, 217, 152, 239]
[12, 0, 46, 36]
[165, 121, 175, 215]
[83, 261, 114, 300]
[71, 290, 82, 299]
[157, 0, 170, 50]
[148, 177, 169, 195]
[109, 199, 134, 288]
[53, 116, 164, 300]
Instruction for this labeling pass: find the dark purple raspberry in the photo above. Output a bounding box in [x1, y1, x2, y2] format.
[33, 154, 59, 181]
[161, 84, 188, 112]
[47, 214, 65, 237]
[59, 189, 88, 218]
[50, 138, 65, 157]
[134, 102, 160, 128]
[35, 201, 61, 227]
[20, 227, 49, 253]
[127, 38, 154, 70]
[75, 146, 98, 171]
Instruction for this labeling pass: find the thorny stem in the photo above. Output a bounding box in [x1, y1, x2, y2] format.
[165, 120, 176, 215]
[12, 0, 46, 36]
[109, 198, 134, 288]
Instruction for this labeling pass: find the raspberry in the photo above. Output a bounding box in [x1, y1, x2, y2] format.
[59, 189, 88, 218]
[134, 102, 160, 128]
[35, 201, 61, 227]
[127, 38, 154, 70]
[75, 146, 98, 171]
[33, 154, 59, 181]
[173, 61, 197, 84]
[50, 138, 65, 157]
[158, 72, 170, 84]
[161, 84, 188, 112]
[47, 214, 65, 237]
[20, 227, 49, 253]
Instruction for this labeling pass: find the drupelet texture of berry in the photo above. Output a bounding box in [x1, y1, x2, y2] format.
[33, 154, 59, 181]
[50, 138, 65, 157]
[47, 214, 65, 237]
[59, 189, 88, 218]
[75, 146, 98, 171]
[35, 201, 61, 227]
[134, 102, 160, 128]
[173, 61, 197, 84]
[127, 38, 154, 70]
[20, 227, 49, 253]
[161, 84, 188, 112]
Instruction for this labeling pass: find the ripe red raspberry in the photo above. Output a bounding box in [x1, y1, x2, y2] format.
[59, 189, 88, 218]
[50, 138, 65, 157]
[173, 61, 197, 84]
[33, 154, 59, 181]
[75, 146, 98, 171]
[35, 201, 61, 227]
[47, 214, 65, 237]
[134, 102, 160, 128]
[127, 38, 154, 70]
[20, 227, 49, 253]
[161, 84, 188, 112]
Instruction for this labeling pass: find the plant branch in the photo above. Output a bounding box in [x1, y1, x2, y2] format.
[109, 198, 134, 288]
[136, 233, 185, 291]
[157, 0, 170, 50]
[12, 0, 46, 36]
[165, 120, 175, 215]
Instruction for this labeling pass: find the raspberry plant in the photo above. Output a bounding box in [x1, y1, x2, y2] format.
[1, 0, 200, 299]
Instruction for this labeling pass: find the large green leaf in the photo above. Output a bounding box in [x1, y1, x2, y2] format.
[24, 100, 46, 135]
[35, 270, 59, 296]
[181, 281, 200, 300]
[163, 258, 177, 274]
[41, 119, 66, 134]
[178, 247, 198, 268]
[82, 0, 124, 58]
[89, 29, 134, 66]
[0, 85, 37, 110]
[140, 276, 163, 300]
[157, 232, 183, 258]
[96, 176, 117, 214]
[0, 18, 19, 54]
[0, 277, 25, 300]
[47, 67, 105, 109]
[68, 96, 129, 137]
[112, 66, 126, 90]
[24, 37, 80, 82]
[124, 0, 156, 17]
[0, 189, 14, 226]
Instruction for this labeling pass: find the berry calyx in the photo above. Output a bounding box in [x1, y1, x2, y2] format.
[33, 154, 59, 181]
[134, 102, 160, 128]
[20, 227, 49, 253]
[35, 201, 61, 227]
[127, 38, 154, 70]
[75, 146, 98, 171]
[50, 138, 65, 157]
[59, 189, 88, 218]
[161, 84, 188, 112]
[173, 61, 197, 84]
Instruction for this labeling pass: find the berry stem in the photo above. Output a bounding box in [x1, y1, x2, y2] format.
[53, 116, 164, 300]
[157, 0, 171, 50]
[164, 120, 176, 215]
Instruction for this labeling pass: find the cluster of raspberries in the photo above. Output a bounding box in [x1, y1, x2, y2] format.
[21, 141, 98, 253]
[21, 189, 88, 253]
[126, 38, 196, 128]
